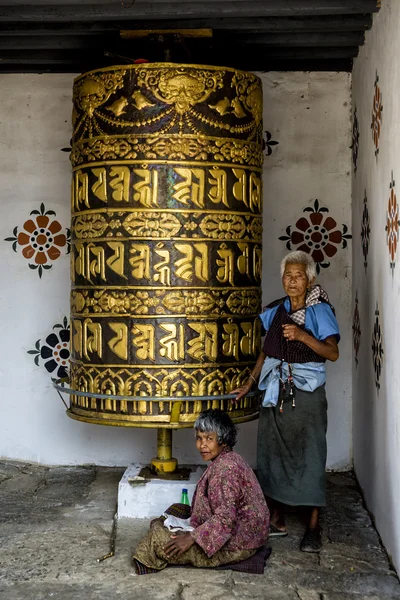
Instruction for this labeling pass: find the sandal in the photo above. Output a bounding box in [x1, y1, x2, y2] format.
[269, 523, 288, 538]
[300, 527, 322, 553]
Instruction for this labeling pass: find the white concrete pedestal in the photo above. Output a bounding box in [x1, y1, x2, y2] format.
[117, 464, 205, 519]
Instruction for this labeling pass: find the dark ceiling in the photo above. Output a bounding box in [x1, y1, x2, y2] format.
[0, 0, 380, 74]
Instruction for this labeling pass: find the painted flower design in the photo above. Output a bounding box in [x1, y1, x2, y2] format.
[385, 174, 399, 272]
[4, 203, 70, 278]
[27, 317, 70, 380]
[279, 199, 352, 273]
[352, 292, 361, 368]
[361, 192, 370, 271]
[371, 73, 383, 157]
[351, 107, 360, 173]
[371, 306, 384, 391]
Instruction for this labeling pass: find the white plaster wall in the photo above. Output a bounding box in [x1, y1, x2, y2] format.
[0, 71, 351, 469]
[352, 0, 400, 573]
[258, 72, 352, 470]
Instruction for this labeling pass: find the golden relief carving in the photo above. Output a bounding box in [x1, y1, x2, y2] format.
[70, 316, 260, 365]
[173, 168, 205, 208]
[71, 238, 261, 286]
[72, 211, 262, 242]
[74, 213, 108, 239]
[73, 71, 126, 138]
[137, 67, 225, 115]
[71, 165, 262, 215]
[161, 290, 224, 315]
[132, 168, 159, 207]
[154, 243, 171, 286]
[132, 90, 155, 111]
[122, 212, 182, 238]
[108, 323, 128, 360]
[106, 97, 129, 117]
[132, 324, 155, 361]
[129, 244, 150, 280]
[174, 242, 208, 282]
[71, 64, 263, 150]
[70, 363, 255, 397]
[71, 288, 260, 317]
[73, 241, 127, 282]
[159, 323, 185, 361]
[231, 72, 263, 125]
[199, 214, 246, 239]
[70, 136, 263, 168]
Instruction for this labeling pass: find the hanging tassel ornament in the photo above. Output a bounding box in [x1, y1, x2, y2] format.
[279, 362, 285, 413]
[288, 363, 296, 409]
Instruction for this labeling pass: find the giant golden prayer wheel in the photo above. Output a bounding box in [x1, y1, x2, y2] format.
[68, 63, 263, 462]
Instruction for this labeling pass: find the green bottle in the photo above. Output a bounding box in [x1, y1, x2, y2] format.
[180, 488, 190, 505]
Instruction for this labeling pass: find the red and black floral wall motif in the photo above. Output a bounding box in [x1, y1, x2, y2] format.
[371, 72, 383, 157]
[27, 317, 70, 381]
[385, 173, 399, 273]
[279, 199, 352, 274]
[352, 292, 361, 368]
[371, 305, 384, 391]
[361, 191, 371, 272]
[352, 107, 360, 174]
[4, 203, 70, 278]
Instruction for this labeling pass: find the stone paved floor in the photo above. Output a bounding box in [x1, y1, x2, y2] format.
[0, 462, 399, 600]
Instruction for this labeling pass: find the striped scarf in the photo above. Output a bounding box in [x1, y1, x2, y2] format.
[288, 284, 330, 326]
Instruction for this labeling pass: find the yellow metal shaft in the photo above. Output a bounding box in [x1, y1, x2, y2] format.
[157, 428, 172, 460]
[151, 429, 178, 473]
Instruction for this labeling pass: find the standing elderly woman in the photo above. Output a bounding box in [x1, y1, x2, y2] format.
[233, 251, 339, 553]
[132, 409, 269, 574]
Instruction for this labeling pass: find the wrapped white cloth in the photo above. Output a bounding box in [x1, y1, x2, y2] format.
[163, 514, 194, 533]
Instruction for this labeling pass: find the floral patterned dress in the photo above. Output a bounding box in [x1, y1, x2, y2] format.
[190, 447, 269, 556]
[132, 447, 270, 572]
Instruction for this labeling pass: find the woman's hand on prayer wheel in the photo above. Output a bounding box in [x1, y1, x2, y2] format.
[231, 380, 253, 401]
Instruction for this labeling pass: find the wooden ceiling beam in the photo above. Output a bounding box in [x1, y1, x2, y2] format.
[0, 15, 373, 35]
[0, 46, 359, 65]
[0, 1, 379, 22]
[229, 46, 360, 59]
[0, 31, 365, 50]
[0, 35, 115, 50]
[233, 32, 365, 46]
[0, 58, 354, 74]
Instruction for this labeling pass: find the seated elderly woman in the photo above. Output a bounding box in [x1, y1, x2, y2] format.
[233, 250, 340, 553]
[132, 409, 269, 574]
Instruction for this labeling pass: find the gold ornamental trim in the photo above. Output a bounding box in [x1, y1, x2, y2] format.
[70, 289, 261, 317]
[71, 287, 261, 317]
[71, 211, 262, 242]
[67, 408, 260, 428]
[73, 62, 262, 82]
[69, 359, 256, 369]
[71, 156, 263, 172]
[71, 139, 263, 169]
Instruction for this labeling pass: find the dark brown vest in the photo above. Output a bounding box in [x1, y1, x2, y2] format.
[262, 301, 325, 363]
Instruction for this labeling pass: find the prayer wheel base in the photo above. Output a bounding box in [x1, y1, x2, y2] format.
[151, 456, 178, 474]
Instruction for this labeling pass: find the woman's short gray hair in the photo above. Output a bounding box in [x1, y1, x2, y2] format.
[194, 409, 237, 448]
[280, 251, 316, 282]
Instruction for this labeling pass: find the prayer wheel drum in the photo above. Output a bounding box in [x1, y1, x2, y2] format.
[68, 63, 263, 446]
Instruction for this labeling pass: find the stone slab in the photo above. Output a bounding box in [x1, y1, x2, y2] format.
[117, 464, 205, 518]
